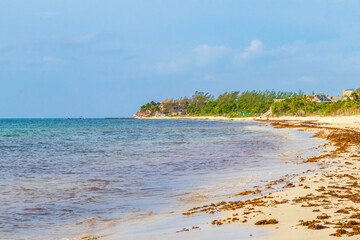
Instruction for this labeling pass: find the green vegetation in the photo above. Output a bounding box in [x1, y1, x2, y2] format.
[273, 91, 360, 116]
[138, 88, 360, 117]
[185, 90, 299, 116]
[140, 101, 160, 112]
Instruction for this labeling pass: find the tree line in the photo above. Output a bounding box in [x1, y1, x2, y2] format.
[139, 89, 360, 117]
[272, 91, 360, 116]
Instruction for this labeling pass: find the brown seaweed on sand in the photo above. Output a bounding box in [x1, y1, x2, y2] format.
[255, 219, 278, 225]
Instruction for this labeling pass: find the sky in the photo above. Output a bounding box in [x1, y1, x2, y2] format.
[1, 0, 360, 117]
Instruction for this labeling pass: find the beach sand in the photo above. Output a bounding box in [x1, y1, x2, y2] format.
[180, 115, 360, 239]
[78, 115, 360, 239]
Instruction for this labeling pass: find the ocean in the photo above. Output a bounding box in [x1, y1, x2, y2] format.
[0, 119, 325, 239]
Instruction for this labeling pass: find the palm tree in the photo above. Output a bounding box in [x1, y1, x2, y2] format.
[300, 94, 308, 114]
[289, 98, 298, 114]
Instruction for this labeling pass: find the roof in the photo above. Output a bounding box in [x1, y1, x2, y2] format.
[161, 98, 171, 104]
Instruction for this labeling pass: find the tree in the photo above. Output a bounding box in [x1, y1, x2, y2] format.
[191, 91, 214, 109]
[138, 88, 360, 117]
[288, 98, 298, 113]
[300, 94, 308, 114]
[217, 91, 239, 106]
[350, 92, 359, 100]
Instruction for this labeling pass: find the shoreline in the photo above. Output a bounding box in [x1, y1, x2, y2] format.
[76, 115, 360, 240]
[135, 115, 360, 131]
[179, 116, 360, 239]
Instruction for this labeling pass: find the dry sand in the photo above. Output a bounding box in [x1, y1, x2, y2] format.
[181, 115, 360, 239]
[136, 115, 360, 131]
[77, 115, 360, 239]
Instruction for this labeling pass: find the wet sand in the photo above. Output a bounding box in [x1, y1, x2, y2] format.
[77, 115, 360, 239]
[181, 116, 360, 239]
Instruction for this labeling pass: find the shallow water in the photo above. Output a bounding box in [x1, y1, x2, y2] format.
[0, 119, 324, 239]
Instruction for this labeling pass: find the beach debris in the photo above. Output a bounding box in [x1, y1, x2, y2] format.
[330, 228, 347, 237]
[234, 189, 261, 197]
[271, 199, 288, 205]
[176, 228, 189, 233]
[299, 220, 327, 230]
[283, 182, 295, 188]
[184, 123, 360, 238]
[211, 220, 223, 225]
[350, 213, 360, 219]
[254, 219, 278, 225]
[329, 223, 360, 237]
[335, 220, 360, 228]
[182, 196, 267, 216]
[77, 235, 107, 240]
[316, 214, 331, 220]
[335, 209, 349, 214]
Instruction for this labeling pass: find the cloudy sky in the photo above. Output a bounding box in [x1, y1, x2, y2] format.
[1, 0, 360, 117]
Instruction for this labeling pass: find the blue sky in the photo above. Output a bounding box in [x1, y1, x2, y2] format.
[1, 0, 360, 117]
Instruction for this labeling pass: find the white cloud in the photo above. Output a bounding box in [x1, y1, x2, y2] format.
[238, 40, 264, 59]
[156, 44, 229, 74]
[267, 41, 304, 56]
[156, 54, 188, 74]
[246, 40, 264, 52]
[155, 41, 267, 75]
[193, 44, 228, 66]
[155, 40, 321, 76]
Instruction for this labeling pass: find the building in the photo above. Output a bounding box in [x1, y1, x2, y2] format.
[159, 98, 171, 111]
[308, 94, 343, 103]
[343, 89, 355, 98]
[307, 94, 332, 103]
[160, 98, 189, 115]
[327, 96, 343, 102]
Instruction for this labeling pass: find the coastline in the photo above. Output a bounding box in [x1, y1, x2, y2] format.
[76, 115, 360, 240]
[179, 115, 360, 239]
[135, 115, 360, 131]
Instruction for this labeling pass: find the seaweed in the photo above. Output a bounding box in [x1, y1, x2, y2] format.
[350, 213, 360, 219]
[255, 219, 278, 225]
[316, 214, 331, 220]
[335, 209, 349, 214]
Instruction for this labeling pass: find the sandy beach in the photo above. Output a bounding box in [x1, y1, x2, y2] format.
[73, 115, 360, 240]
[6, 1, 360, 238]
[175, 115, 360, 239]
[133, 115, 360, 239]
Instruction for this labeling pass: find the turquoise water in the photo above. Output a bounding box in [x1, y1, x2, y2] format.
[0, 119, 322, 239]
